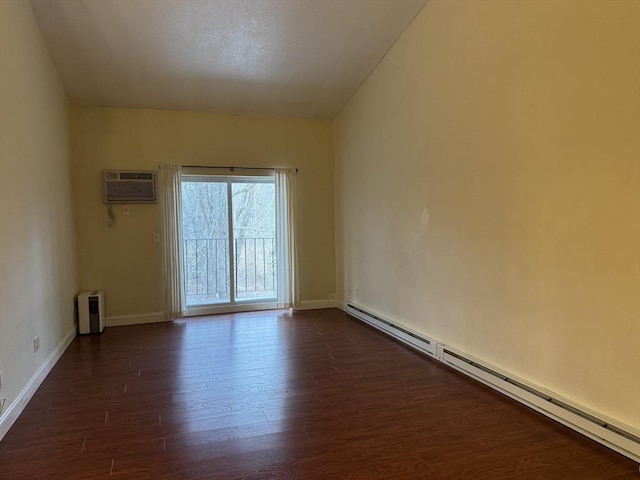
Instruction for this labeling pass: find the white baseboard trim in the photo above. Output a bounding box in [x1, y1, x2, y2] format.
[344, 302, 640, 463]
[294, 299, 338, 311]
[336, 300, 346, 311]
[0, 325, 76, 442]
[110, 302, 339, 321]
[105, 311, 167, 327]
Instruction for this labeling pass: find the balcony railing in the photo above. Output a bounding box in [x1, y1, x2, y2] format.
[183, 237, 276, 306]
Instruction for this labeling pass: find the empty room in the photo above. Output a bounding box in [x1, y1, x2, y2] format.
[0, 0, 638, 478]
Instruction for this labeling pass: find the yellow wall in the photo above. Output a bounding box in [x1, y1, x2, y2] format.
[335, 0, 640, 429]
[0, 0, 77, 416]
[70, 107, 335, 318]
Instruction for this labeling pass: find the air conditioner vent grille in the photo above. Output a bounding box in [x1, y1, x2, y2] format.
[103, 170, 157, 203]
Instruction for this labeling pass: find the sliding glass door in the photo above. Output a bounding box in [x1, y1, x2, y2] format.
[181, 176, 276, 311]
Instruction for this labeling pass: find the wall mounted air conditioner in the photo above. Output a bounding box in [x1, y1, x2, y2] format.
[103, 170, 157, 203]
[77, 291, 105, 334]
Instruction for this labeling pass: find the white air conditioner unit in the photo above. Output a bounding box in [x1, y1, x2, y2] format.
[103, 170, 157, 203]
[77, 291, 105, 334]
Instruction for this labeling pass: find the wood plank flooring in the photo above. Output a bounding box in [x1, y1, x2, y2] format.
[0, 308, 637, 479]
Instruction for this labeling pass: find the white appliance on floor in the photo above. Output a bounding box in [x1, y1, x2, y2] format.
[77, 291, 105, 334]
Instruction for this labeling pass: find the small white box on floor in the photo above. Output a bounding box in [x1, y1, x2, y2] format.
[77, 291, 105, 334]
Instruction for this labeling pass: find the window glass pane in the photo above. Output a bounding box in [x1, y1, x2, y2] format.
[181, 181, 230, 306]
[232, 182, 276, 301]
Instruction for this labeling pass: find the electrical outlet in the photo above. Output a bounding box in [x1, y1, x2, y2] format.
[122, 205, 130, 215]
[153, 233, 160, 243]
[33, 336, 40, 353]
[328, 293, 337, 300]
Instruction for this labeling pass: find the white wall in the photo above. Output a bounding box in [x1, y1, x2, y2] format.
[70, 106, 335, 318]
[0, 0, 77, 435]
[335, 0, 640, 430]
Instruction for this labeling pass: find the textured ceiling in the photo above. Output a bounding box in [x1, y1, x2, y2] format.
[30, 0, 426, 118]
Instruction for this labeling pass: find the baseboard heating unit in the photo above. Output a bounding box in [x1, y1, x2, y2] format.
[344, 303, 640, 463]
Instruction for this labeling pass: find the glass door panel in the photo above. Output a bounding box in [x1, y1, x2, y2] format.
[181, 176, 276, 310]
[232, 182, 276, 302]
[181, 180, 230, 306]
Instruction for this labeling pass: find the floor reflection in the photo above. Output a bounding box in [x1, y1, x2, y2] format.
[173, 310, 295, 440]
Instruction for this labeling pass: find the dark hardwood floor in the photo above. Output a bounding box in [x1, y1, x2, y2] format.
[0, 308, 637, 479]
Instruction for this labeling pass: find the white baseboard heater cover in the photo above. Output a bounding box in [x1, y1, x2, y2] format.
[345, 303, 640, 463]
[345, 303, 437, 358]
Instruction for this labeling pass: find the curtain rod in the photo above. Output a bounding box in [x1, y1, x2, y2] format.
[175, 165, 298, 172]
